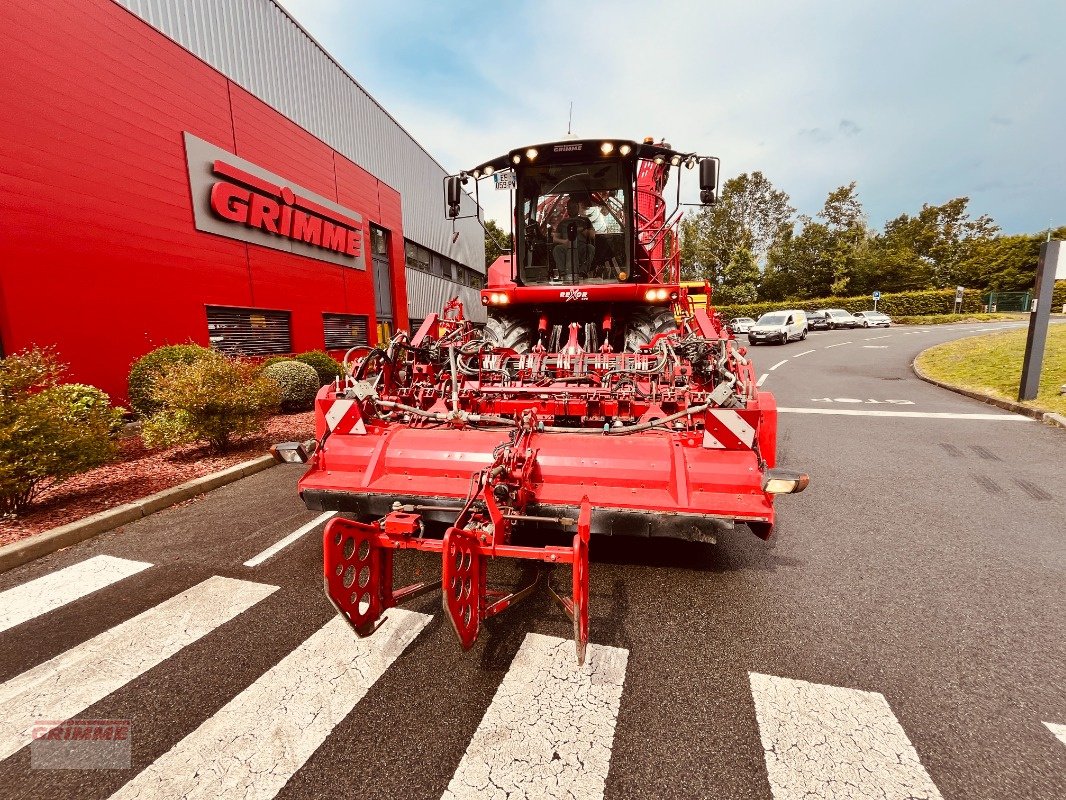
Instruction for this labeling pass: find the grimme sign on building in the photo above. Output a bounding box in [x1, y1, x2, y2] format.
[183, 132, 366, 269]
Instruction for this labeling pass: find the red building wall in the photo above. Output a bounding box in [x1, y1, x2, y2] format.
[0, 0, 408, 403]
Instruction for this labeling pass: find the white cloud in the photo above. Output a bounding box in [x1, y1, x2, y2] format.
[280, 0, 1066, 234]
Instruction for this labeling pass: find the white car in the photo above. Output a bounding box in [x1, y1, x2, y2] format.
[816, 308, 861, 329]
[748, 310, 808, 345]
[728, 317, 756, 334]
[853, 311, 891, 328]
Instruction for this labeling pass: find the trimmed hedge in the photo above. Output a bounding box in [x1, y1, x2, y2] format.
[293, 350, 344, 386]
[714, 284, 1066, 321]
[262, 360, 320, 412]
[714, 288, 979, 321]
[128, 344, 213, 417]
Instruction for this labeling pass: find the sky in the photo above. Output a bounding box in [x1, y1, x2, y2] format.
[278, 0, 1064, 236]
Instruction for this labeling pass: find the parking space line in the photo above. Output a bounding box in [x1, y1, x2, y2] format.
[864, 335, 891, 340]
[0, 555, 152, 634]
[111, 610, 431, 800]
[243, 511, 336, 567]
[1044, 721, 1066, 748]
[757, 373, 768, 387]
[0, 576, 277, 762]
[443, 633, 628, 800]
[750, 672, 943, 800]
[792, 349, 815, 358]
[768, 360, 788, 371]
[778, 407, 1031, 420]
[824, 342, 851, 348]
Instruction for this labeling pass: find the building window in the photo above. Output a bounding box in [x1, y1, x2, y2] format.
[206, 306, 291, 356]
[323, 313, 369, 350]
[405, 241, 430, 272]
[371, 227, 388, 256]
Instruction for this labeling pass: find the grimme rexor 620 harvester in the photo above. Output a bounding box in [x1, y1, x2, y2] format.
[274, 137, 808, 663]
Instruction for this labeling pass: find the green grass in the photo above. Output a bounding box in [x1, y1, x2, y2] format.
[893, 312, 1030, 325]
[915, 325, 1066, 414]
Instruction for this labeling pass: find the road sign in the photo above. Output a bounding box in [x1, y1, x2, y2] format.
[955, 286, 964, 303]
[493, 170, 515, 190]
[872, 291, 881, 300]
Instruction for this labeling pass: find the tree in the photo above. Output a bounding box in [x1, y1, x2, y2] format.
[869, 198, 999, 291]
[716, 246, 760, 304]
[680, 171, 794, 285]
[483, 219, 513, 269]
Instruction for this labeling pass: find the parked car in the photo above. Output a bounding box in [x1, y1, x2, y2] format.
[728, 317, 756, 334]
[816, 308, 861, 329]
[806, 310, 831, 330]
[853, 310, 892, 328]
[748, 310, 808, 345]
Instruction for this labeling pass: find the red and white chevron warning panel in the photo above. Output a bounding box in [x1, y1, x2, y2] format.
[324, 398, 366, 435]
[702, 409, 758, 450]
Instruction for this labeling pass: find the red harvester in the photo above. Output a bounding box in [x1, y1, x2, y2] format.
[274, 137, 808, 662]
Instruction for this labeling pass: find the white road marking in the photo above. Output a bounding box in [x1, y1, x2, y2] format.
[243, 511, 336, 567]
[442, 633, 628, 800]
[824, 341, 852, 348]
[1045, 721, 1066, 748]
[769, 360, 789, 371]
[111, 610, 431, 800]
[749, 672, 943, 800]
[757, 373, 768, 387]
[0, 555, 152, 634]
[792, 349, 816, 358]
[0, 576, 277, 761]
[778, 407, 1030, 420]
[864, 335, 892, 340]
[862, 345, 889, 348]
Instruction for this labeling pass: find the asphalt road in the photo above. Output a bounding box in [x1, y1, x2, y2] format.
[0, 321, 1063, 799]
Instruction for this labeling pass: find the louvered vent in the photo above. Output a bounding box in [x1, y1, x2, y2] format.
[206, 306, 291, 356]
[323, 314, 369, 350]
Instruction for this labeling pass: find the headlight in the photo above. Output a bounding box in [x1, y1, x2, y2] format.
[763, 469, 810, 495]
[270, 440, 317, 464]
[600, 142, 614, 155]
[619, 144, 632, 156]
[655, 288, 668, 301]
[526, 148, 538, 160]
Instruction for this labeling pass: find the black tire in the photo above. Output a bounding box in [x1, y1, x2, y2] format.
[800, 328, 807, 340]
[625, 308, 677, 352]
[483, 313, 532, 353]
[748, 337, 757, 347]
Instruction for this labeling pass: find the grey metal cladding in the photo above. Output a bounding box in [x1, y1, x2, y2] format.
[115, 0, 485, 273]
[406, 272, 487, 324]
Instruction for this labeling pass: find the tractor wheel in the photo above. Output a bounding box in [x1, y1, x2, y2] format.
[483, 313, 532, 353]
[625, 308, 677, 352]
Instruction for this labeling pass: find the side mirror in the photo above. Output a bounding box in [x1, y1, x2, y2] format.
[699, 158, 718, 205]
[445, 176, 462, 218]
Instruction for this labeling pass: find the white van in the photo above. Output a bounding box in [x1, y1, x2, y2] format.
[747, 310, 808, 345]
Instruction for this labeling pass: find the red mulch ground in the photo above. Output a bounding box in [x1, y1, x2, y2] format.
[0, 412, 314, 547]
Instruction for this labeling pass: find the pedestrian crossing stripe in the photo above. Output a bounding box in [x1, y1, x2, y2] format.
[4, 559, 1060, 800]
[0, 555, 151, 634]
[110, 610, 431, 800]
[0, 576, 277, 762]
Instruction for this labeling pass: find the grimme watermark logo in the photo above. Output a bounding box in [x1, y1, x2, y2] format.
[30, 719, 132, 770]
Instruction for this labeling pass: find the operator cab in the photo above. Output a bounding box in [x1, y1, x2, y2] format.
[518, 158, 629, 286]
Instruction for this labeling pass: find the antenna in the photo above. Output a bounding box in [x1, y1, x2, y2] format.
[567, 102, 573, 135]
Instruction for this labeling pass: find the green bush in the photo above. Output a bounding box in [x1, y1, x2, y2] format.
[260, 355, 292, 370]
[293, 350, 345, 386]
[142, 355, 281, 453]
[128, 344, 213, 417]
[262, 360, 320, 412]
[0, 349, 120, 516]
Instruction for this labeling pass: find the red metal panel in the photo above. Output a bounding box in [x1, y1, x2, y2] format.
[0, 0, 397, 401]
